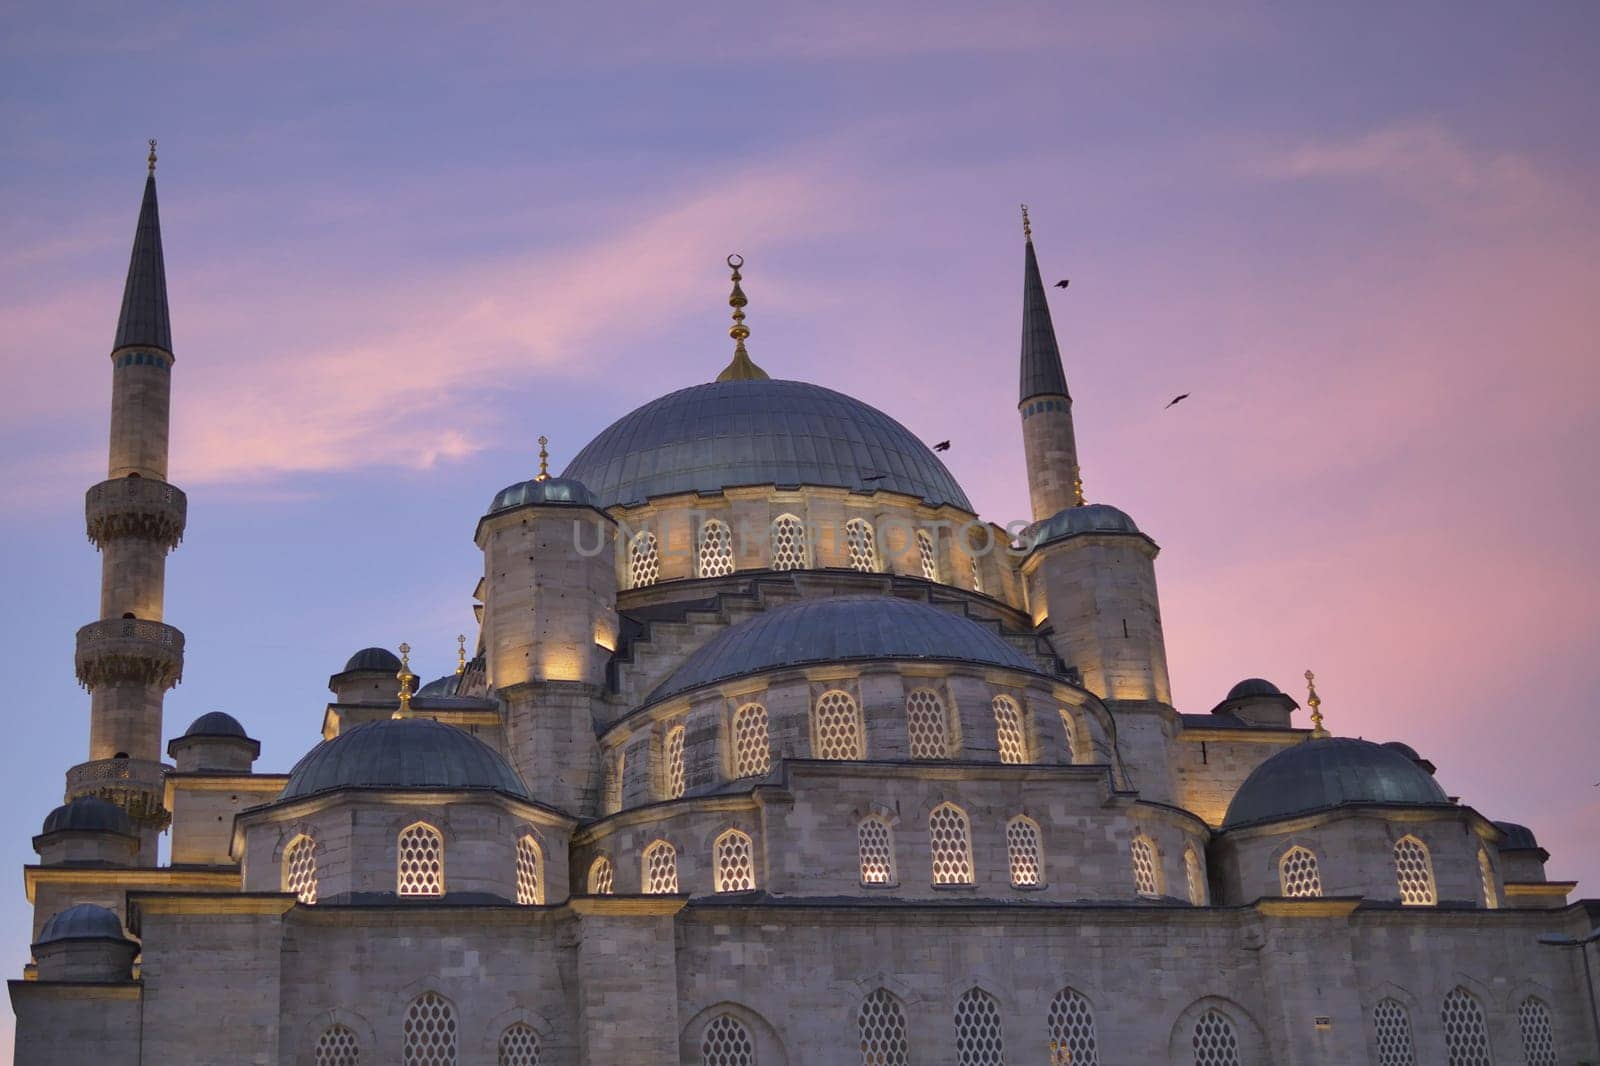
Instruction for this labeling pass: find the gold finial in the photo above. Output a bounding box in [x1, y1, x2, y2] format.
[536, 435, 550, 482]
[456, 633, 467, 675]
[715, 253, 770, 382]
[1305, 669, 1328, 737]
[1072, 471, 1086, 507]
[147, 139, 157, 174]
[394, 642, 415, 718]
[1021, 203, 1032, 241]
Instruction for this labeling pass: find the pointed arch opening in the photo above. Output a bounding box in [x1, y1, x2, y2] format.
[397, 822, 444, 897]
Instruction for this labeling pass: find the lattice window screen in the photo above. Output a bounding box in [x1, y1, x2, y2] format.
[498, 1023, 541, 1066]
[515, 835, 543, 905]
[714, 830, 756, 892]
[315, 1025, 360, 1066]
[992, 695, 1027, 764]
[1279, 846, 1323, 898]
[588, 856, 615, 895]
[969, 556, 983, 593]
[1185, 848, 1207, 906]
[905, 688, 950, 759]
[1441, 987, 1492, 1066]
[917, 530, 938, 581]
[859, 988, 909, 1066]
[397, 823, 444, 897]
[1373, 998, 1416, 1066]
[701, 1014, 755, 1066]
[1006, 817, 1042, 887]
[1046, 987, 1099, 1066]
[665, 724, 687, 799]
[814, 690, 864, 760]
[629, 531, 660, 588]
[845, 518, 878, 571]
[732, 703, 771, 778]
[284, 835, 318, 904]
[1394, 837, 1436, 905]
[1479, 849, 1499, 909]
[643, 840, 679, 894]
[402, 992, 457, 1066]
[1191, 1009, 1241, 1066]
[1058, 710, 1078, 763]
[698, 519, 735, 578]
[929, 804, 974, 885]
[771, 514, 809, 570]
[1131, 836, 1159, 896]
[1518, 997, 1556, 1066]
[953, 988, 1005, 1066]
[859, 818, 895, 885]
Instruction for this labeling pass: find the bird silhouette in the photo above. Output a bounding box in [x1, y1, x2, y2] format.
[1165, 394, 1190, 409]
[1054, 279, 1070, 289]
[933, 440, 951, 452]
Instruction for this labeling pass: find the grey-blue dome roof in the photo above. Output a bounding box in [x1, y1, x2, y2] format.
[40, 796, 134, 837]
[1227, 678, 1282, 701]
[281, 717, 531, 801]
[1223, 737, 1451, 829]
[343, 647, 402, 674]
[563, 379, 972, 510]
[1381, 740, 1421, 760]
[183, 711, 248, 738]
[1493, 821, 1540, 850]
[489, 475, 595, 513]
[1030, 504, 1140, 549]
[416, 674, 459, 698]
[37, 903, 128, 945]
[648, 596, 1039, 705]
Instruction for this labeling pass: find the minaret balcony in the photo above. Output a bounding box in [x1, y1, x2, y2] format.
[65, 757, 171, 829]
[74, 618, 184, 691]
[85, 477, 187, 550]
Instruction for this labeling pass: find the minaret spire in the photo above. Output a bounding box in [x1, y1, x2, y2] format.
[114, 140, 172, 356]
[715, 253, 769, 382]
[1016, 206, 1084, 521]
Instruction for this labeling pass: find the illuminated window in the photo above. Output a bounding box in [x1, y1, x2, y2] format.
[814, 689, 865, 760]
[1130, 835, 1160, 897]
[1518, 997, 1556, 1066]
[969, 556, 983, 593]
[713, 829, 755, 892]
[1394, 836, 1436, 905]
[397, 823, 444, 897]
[1185, 846, 1207, 906]
[1441, 987, 1491, 1066]
[402, 991, 457, 1066]
[1373, 999, 1416, 1066]
[315, 1025, 360, 1066]
[929, 803, 974, 885]
[859, 988, 909, 1065]
[732, 702, 771, 777]
[643, 839, 678, 894]
[771, 513, 809, 570]
[1478, 848, 1499, 909]
[917, 529, 938, 581]
[700, 1015, 754, 1066]
[665, 723, 687, 799]
[1191, 1009, 1241, 1066]
[515, 834, 544, 905]
[698, 519, 735, 578]
[628, 530, 660, 588]
[283, 834, 318, 904]
[992, 695, 1027, 763]
[498, 1023, 541, 1066]
[587, 855, 614, 895]
[1046, 987, 1099, 1066]
[845, 517, 878, 571]
[858, 817, 896, 885]
[953, 988, 1005, 1066]
[1006, 815, 1043, 887]
[1058, 709, 1078, 763]
[1278, 846, 1323, 898]
[905, 688, 950, 759]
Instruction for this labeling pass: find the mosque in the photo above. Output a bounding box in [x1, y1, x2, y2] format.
[10, 149, 1597, 1065]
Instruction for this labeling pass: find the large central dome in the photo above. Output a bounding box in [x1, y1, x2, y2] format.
[563, 379, 972, 510]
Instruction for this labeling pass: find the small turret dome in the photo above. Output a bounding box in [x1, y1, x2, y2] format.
[1223, 736, 1451, 829]
[1030, 504, 1140, 549]
[40, 796, 134, 838]
[1381, 740, 1420, 760]
[183, 711, 247, 738]
[416, 674, 459, 698]
[1493, 821, 1540, 850]
[280, 718, 531, 802]
[36, 903, 128, 945]
[1227, 678, 1282, 701]
[489, 476, 596, 513]
[342, 647, 402, 674]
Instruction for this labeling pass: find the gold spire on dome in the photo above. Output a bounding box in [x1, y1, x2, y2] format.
[536, 435, 550, 481]
[1304, 669, 1328, 737]
[147, 139, 157, 174]
[456, 634, 467, 675]
[715, 253, 770, 382]
[1021, 203, 1032, 242]
[394, 642, 415, 718]
[1072, 471, 1086, 507]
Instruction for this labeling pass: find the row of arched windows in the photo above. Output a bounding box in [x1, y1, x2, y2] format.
[313, 995, 541, 1065]
[625, 517, 972, 588]
[282, 825, 546, 905]
[1275, 836, 1486, 906]
[1375, 989, 1556, 1066]
[586, 827, 758, 896]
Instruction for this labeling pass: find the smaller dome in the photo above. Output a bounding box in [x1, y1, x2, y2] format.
[40, 796, 134, 837]
[489, 476, 595, 513]
[1493, 821, 1540, 850]
[416, 674, 459, 698]
[1227, 678, 1282, 701]
[1030, 504, 1140, 550]
[281, 717, 531, 801]
[36, 904, 127, 945]
[1223, 736, 1451, 829]
[343, 647, 402, 674]
[183, 711, 248, 738]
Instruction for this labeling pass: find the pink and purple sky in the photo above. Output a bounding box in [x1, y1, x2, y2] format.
[2, 1, 1597, 1049]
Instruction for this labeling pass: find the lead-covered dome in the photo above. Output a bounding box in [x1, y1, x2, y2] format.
[648, 596, 1039, 705]
[488, 475, 595, 513]
[183, 711, 248, 738]
[563, 380, 971, 510]
[280, 718, 531, 801]
[40, 796, 134, 838]
[1029, 503, 1140, 549]
[342, 647, 402, 674]
[1223, 736, 1450, 829]
[36, 903, 128, 945]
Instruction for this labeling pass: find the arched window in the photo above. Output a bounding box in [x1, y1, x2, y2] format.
[858, 817, 896, 885]
[953, 988, 1005, 1066]
[929, 803, 974, 885]
[397, 822, 444, 897]
[770, 513, 809, 570]
[916, 529, 938, 582]
[701, 1014, 755, 1066]
[1478, 848, 1499, 909]
[991, 695, 1027, 764]
[628, 530, 660, 588]
[402, 991, 457, 1066]
[498, 1023, 541, 1066]
[587, 855, 614, 895]
[1047, 987, 1099, 1066]
[1278, 846, 1323, 898]
[698, 519, 735, 578]
[1130, 835, 1160, 897]
[732, 702, 771, 778]
[1394, 836, 1436, 905]
[859, 987, 910, 1065]
[642, 839, 678, 894]
[1058, 709, 1078, 763]
[845, 517, 878, 571]
[905, 688, 950, 760]
[1191, 1008, 1241, 1066]
[1185, 846, 1207, 906]
[283, 834, 318, 904]
[1441, 987, 1492, 1066]
[1373, 998, 1416, 1066]
[515, 834, 544, 905]
[813, 689, 865, 760]
[714, 829, 756, 892]
[1518, 997, 1556, 1066]
[1006, 815, 1043, 887]
[315, 1024, 360, 1066]
[665, 723, 687, 799]
[969, 555, 983, 593]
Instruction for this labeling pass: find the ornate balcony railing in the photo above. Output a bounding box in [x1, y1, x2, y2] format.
[66, 757, 170, 829]
[74, 618, 185, 690]
[85, 477, 187, 550]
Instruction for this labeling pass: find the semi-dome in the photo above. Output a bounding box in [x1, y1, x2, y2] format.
[489, 475, 595, 513]
[183, 711, 248, 738]
[342, 647, 402, 674]
[563, 379, 972, 510]
[648, 596, 1040, 705]
[40, 796, 134, 837]
[1227, 678, 1282, 701]
[36, 903, 128, 945]
[1223, 736, 1451, 829]
[1493, 821, 1540, 850]
[280, 717, 531, 802]
[1030, 503, 1140, 549]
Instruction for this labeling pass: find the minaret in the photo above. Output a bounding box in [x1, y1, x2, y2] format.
[1017, 205, 1083, 522]
[67, 142, 186, 862]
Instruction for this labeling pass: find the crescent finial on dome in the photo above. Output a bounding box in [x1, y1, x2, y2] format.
[716, 253, 770, 382]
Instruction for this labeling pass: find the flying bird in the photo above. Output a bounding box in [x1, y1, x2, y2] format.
[1164, 393, 1190, 410]
[1054, 279, 1070, 289]
[933, 440, 951, 452]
